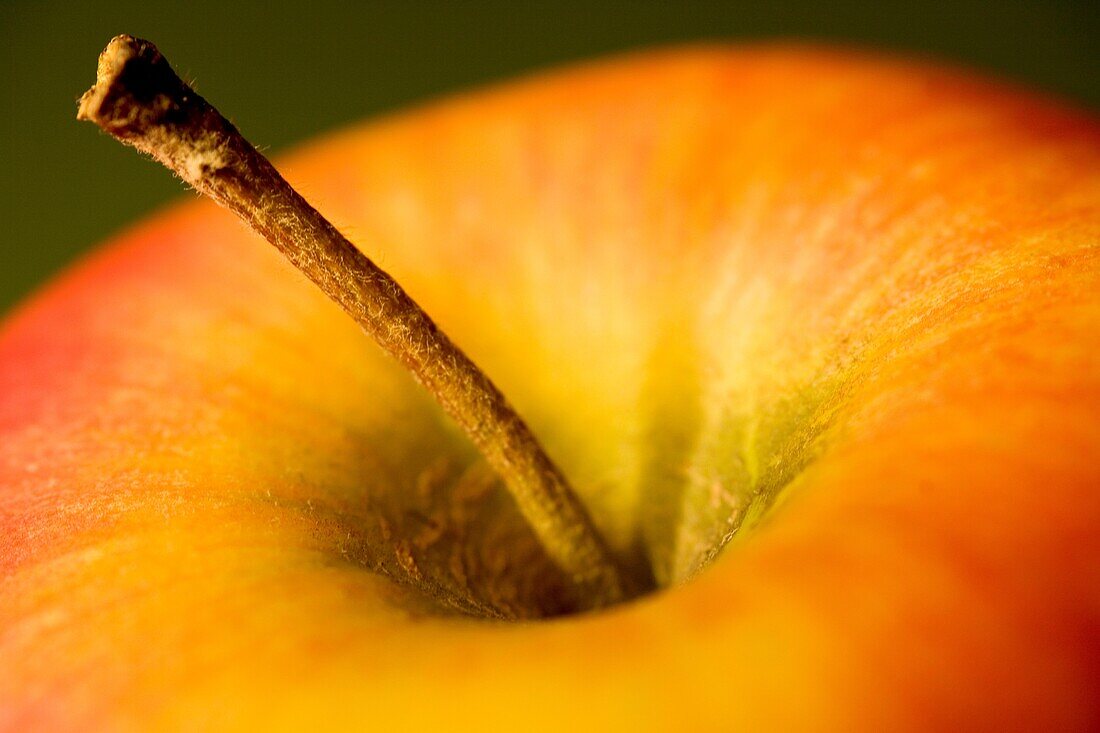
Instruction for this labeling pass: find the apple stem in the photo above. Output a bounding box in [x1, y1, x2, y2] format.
[77, 35, 628, 611]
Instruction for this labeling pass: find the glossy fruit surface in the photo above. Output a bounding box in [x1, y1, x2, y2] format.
[2, 45, 1098, 730]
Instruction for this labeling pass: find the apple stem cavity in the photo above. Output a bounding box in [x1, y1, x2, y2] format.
[77, 35, 629, 611]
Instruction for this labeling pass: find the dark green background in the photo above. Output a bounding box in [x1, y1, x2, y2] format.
[2, 0, 1097, 315]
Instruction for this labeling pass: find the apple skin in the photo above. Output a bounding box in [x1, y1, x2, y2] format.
[2, 44, 1099, 730]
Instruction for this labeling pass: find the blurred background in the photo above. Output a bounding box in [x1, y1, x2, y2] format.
[1, 0, 1097, 315]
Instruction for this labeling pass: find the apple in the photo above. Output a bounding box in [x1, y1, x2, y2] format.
[2, 42, 1099, 730]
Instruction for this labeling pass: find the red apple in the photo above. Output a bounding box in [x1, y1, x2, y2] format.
[2, 44, 1098, 730]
